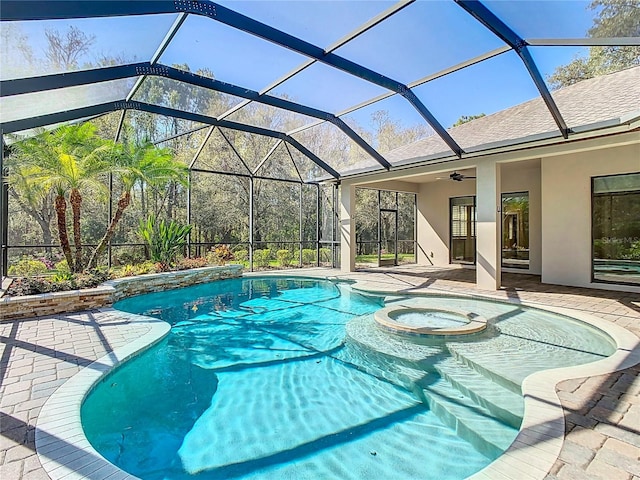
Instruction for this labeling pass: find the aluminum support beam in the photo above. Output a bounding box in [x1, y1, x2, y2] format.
[1, 0, 461, 158]
[189, 126, 215, 169]
[126, 12, 188, 102]
[1, 100, 341, 178]
[455, 0, 569, 138]
[217, 128, 253, 175]
[2, 63, 390, 169]
[331, 118, 392, 169]
[248, 177, 254, 272]
[285, 143, 304, 183]
[252, 139, 282, 176]
[526, 37, 640, 47]
[0, 136, 7, 277]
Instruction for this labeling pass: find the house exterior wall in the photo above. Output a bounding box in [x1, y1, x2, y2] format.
[415, 162, 542, 274]
[416, 179, 475, 266]
[346, 130, 639, 291]
[541, 142, 640, 291]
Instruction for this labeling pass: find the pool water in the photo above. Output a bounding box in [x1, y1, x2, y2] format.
[392, 310, 469, 329]
[82, 277, 615, 480]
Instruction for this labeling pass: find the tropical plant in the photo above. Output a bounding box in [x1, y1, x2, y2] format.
[138, 216, 192, 269]
[87, 141, 188, 269]
[7, 123, 115, 272]
[55, 259, 70, 273]
[207, 244, 234, 266]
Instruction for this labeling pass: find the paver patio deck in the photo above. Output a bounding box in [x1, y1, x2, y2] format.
[1, 265, 638, 480]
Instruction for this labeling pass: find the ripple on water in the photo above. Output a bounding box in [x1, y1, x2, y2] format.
[86, 280, 616, 480]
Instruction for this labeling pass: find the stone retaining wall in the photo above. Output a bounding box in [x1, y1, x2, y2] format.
[0, 265, 243, 320]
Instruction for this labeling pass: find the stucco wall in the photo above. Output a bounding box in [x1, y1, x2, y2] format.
[541, 142, 640, 291]
[416, 161, 543, 274]
[417, 179, 476, 266]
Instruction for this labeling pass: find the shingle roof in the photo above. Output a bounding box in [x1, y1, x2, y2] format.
[386, 66, 640, 164]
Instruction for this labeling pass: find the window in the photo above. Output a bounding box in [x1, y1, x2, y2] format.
[450, 196, 476, 264]
[502, 192, 529, 269]
[592, 172, 640, 285]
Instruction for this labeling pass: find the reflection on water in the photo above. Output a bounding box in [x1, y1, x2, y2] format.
[82, 277, 614, 480]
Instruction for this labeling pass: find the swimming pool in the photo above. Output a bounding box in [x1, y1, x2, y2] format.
[81, 277, 616, 480]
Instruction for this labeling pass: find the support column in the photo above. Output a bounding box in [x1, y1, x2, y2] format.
[339, 182, 356, 272]
[249, 177, 254, 272]
[0, 136, 7, 277]
[186, 170, 191, 258]
[476, 160, 501, 290]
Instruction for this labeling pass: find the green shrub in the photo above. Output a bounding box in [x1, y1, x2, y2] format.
[253, 249, 271, 267]
[625, 240, 640, 260]
[276, 249, 294, 267]
[233, 249, 249, 263]
[302, 248, 317, 265]
[55, 259, 71, 273]
[138, 216, 192, 267]
[319, 248, 332, 263]
[119, 264, 138, 277]
[135, 261, 158, 275]
[8, 256, 48, 277]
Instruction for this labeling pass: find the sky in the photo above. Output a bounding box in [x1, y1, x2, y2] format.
[4, 0, 598, 136]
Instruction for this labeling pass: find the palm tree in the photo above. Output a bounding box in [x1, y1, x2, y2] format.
[87, 141, 188, 269]
[8, 124, 114, 272]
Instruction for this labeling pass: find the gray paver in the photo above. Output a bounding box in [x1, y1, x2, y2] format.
[1, 266, 638, 480]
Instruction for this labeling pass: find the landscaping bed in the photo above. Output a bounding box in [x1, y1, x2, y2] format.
[0, 265, 243, 320]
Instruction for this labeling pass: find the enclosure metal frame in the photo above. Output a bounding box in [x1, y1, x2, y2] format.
[1, 0, 637, 276]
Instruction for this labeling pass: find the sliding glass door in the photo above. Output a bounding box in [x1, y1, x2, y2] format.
[502, 192, 530, 269]
[592, 173, 640, 285]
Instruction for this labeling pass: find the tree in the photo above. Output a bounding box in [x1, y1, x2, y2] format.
[371, 110, 430, 154]
[87, 142, 188, 268]
[548, 0, 640, 89]
[452, 114, 486, 127]
[44, 26, 95, 70]
[6, 165, 56, 252]
[9, 124, 114, 272]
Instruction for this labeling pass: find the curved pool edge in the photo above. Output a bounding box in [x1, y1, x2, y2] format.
[346, 280, 640, 480]
[33, 272, 640, 480]
[35, 308, 170, 480]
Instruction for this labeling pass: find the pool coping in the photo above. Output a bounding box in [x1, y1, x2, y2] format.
[35, 309, 170, 480]
[346, 281, 640, 480]
[34, 272, 640, 480]
[374, 305, 488, 336]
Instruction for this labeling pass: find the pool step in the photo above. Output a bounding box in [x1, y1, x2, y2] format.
[447, 344, 522, 395]
[336, 341, 430, 391]
[434, 357, 523, 429]
[418, 378, 519, 459]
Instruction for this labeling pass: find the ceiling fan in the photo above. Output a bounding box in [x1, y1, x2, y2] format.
[447, 171, 476, 181]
